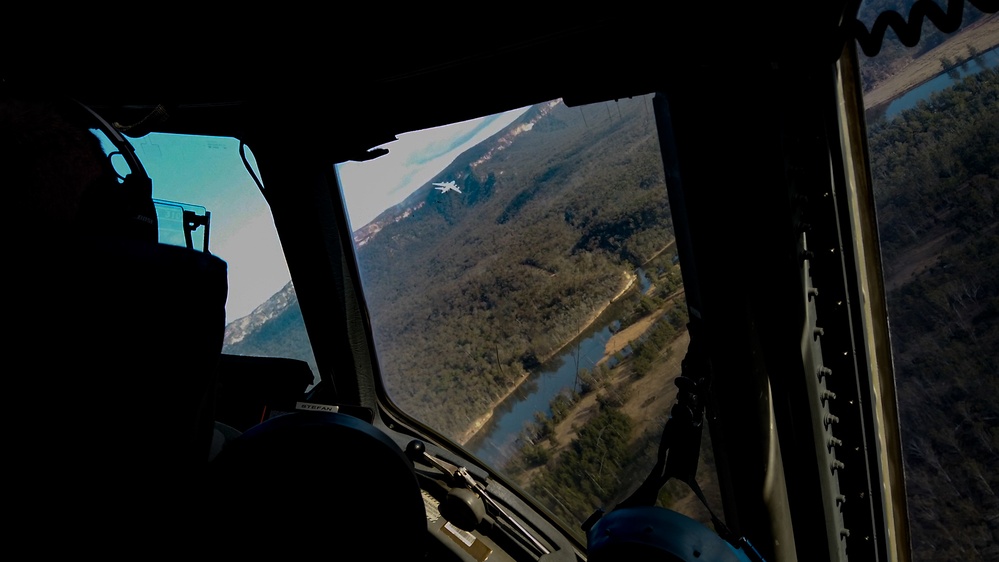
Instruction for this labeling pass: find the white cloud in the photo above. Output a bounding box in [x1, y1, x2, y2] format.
[337, 106, 530, 229]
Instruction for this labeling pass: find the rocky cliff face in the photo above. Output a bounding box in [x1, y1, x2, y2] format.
[352, 100, 562, 248]
[223, 280, 297, 347]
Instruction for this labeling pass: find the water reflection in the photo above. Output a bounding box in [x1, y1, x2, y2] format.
[466, 274, 645, 467]
[885, 47, 998, 119]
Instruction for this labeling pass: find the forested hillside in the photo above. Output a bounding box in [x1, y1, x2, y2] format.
[867, 68, 998, 560]
[356, 96, 673, 438]
[222, 283, 319, 382]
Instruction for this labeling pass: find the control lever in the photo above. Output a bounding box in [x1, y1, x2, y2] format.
[407, 440, 550, 556]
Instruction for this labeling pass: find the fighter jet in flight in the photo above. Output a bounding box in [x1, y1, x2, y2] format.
[433, 181, 461, 194]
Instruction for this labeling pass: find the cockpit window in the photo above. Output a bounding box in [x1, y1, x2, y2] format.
[337, 94, 721, 540]
[94, 131, 320, 384]
[856, 4, 997, 559]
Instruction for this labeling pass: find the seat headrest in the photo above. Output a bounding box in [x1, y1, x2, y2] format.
[209, 411, 428, 557]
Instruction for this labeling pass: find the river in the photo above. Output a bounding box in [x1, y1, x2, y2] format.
[884, 46, 998, 119]
[465, 268, 652, 468]
[460, 49, 999, 468]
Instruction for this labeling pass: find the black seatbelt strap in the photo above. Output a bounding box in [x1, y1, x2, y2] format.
[616, 319, 709, 509]
[609, 320, 767, 562]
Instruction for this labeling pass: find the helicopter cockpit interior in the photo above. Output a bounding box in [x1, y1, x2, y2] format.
[4, 1, 997, 560]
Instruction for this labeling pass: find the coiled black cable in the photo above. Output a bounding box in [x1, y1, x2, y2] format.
[849, 0, 999, 57]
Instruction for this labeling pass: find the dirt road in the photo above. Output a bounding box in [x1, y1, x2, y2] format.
[600, 288, 686, 365]
[864, 14, 999, 108]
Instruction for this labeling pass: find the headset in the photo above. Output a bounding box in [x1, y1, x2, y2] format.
[72, 99, 159, 243]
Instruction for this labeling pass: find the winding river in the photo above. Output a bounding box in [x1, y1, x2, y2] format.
[462, 48, 997, 470]
[884, 47, 997, 118]
[466, 269, 652, 468]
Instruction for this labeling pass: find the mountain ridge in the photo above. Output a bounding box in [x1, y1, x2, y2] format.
[352, 100, 561, 247]
[224, 280, 296, 347]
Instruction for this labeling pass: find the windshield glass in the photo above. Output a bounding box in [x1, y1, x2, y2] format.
[856, 3, 997, 559]
[337, 94, 720, 540]
[93, 131, 320, 383]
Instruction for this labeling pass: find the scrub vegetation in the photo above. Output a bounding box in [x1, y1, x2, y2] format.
[865, 68, 999, 561]
[855, 0, 990, 93]
[355, 96, 673, 440]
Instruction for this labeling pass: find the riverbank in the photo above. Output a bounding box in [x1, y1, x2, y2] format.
[515, 314, 714, 522]
[864, 14, 998, 109]
[599, 287, 686, 366]
[456, 268, 638, 446]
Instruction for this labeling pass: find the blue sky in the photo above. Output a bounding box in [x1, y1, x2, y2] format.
[336, 106, 530, 229]
[117, 133, 284, 322]
[100, 105, 529, 322]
